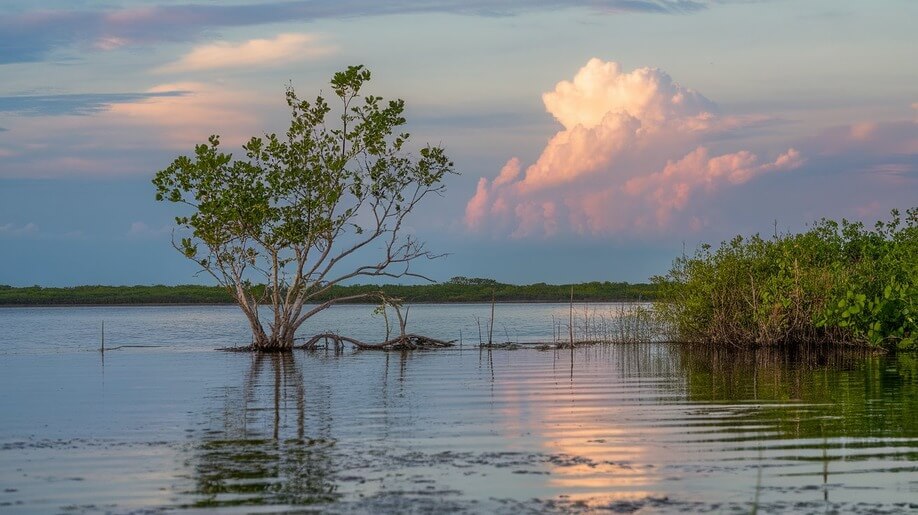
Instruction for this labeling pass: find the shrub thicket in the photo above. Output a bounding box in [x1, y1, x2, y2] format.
[653, 209, 917, 349]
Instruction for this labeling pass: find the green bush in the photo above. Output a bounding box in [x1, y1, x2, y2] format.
[653, 208, 917, 349]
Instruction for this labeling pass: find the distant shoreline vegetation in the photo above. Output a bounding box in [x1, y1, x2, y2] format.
[0, 278, 657, 306]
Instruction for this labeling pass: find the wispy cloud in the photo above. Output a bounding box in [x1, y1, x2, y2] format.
[0, 81, 270, 178]
[465, 58, 803, 237]
[0, 91, 188, 116]
[0, 1, 713, 63]
[809, 119, 918, 156]
[104, 82, 265, 147]
[0, 222, 39, 237]
[156, 33, 334, 73]
[127, 221, 171, 239]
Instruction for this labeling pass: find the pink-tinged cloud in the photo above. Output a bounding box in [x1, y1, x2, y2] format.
[93, 37, 129, 51]
[0, 82, 270, 177]
[465, 177, 491, 230]
[512, 200, 560, 238]
[622, 147, 803, 227]
[157, 33, 335, 73]
[563, 147, 802, 235]
[464, 58, 805, 236]
[104, 82, 264, 147]
[811, 119, 918, 156]
[0, 2, 712, 65]
[493, 157, 521, 187]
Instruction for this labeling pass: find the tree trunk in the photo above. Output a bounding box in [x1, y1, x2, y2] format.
[252, 321, 297, 352]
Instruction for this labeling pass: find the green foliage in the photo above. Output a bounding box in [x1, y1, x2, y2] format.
[0, 281, 658, 306]
[446, 276, 500, 286]
[654, 208, 917, 349]
[0, 284, 235, 305]
[319, 279, 656, 303]
[150, 65, 455, 349]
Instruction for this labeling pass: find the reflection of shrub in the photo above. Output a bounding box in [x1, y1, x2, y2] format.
[678, 346, 918, 438]
[654, 208, 917, 349]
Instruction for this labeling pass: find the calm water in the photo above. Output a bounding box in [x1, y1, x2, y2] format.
[0, 305, 916, 513]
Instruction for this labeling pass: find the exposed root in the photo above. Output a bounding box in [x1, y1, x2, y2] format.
[297, 332, 455, 351]
[219, 337, 665, 353]
[478, 341, 522, 350]
[219, 345, 272, 353]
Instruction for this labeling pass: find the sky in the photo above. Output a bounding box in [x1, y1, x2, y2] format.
[0, 0, 916, 286]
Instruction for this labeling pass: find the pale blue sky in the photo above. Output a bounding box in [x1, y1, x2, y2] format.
[1, 0, 915, 285]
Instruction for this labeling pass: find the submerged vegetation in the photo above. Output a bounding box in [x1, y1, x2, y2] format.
[654, 209, 917, 349]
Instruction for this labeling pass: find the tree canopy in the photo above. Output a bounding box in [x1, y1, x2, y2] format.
[153, 65, 455, 351]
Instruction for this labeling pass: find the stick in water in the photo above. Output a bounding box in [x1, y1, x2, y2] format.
[488, 290, 495, 345]
[569, 286, 574, 348]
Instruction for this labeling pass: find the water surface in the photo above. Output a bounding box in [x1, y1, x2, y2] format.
[1, 305, 915, 513]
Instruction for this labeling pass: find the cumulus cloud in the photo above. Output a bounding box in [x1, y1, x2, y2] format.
[465, 178, 492, 231]
[157, 33, 334, 73]
[465, 58, 803, 236]
[541, 59, 716, 132]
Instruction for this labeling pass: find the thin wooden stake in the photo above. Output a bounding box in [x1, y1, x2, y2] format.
[488, 290, 495, 345]
[101, 320, 105, 353]
[569, 286, 574, 376]
[569, 286, 574, 348]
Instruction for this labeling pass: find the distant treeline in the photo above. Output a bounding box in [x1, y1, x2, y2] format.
[0, 277, 657, 306]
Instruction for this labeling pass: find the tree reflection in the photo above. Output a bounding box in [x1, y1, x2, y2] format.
[184, 353, 339, 508]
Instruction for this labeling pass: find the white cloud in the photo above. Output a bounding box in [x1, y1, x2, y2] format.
[127, 221, 170, 238]
[157, 33, 335, 74]
[465, 58, 803, 236]
[0, 222, 39, 236]
[541, 58, 716, 132]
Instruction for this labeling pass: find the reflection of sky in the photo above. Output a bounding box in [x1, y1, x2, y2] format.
[1, 311, 915, 510]
[491, 346, 668, 504]
[1, 1, 916, 285]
